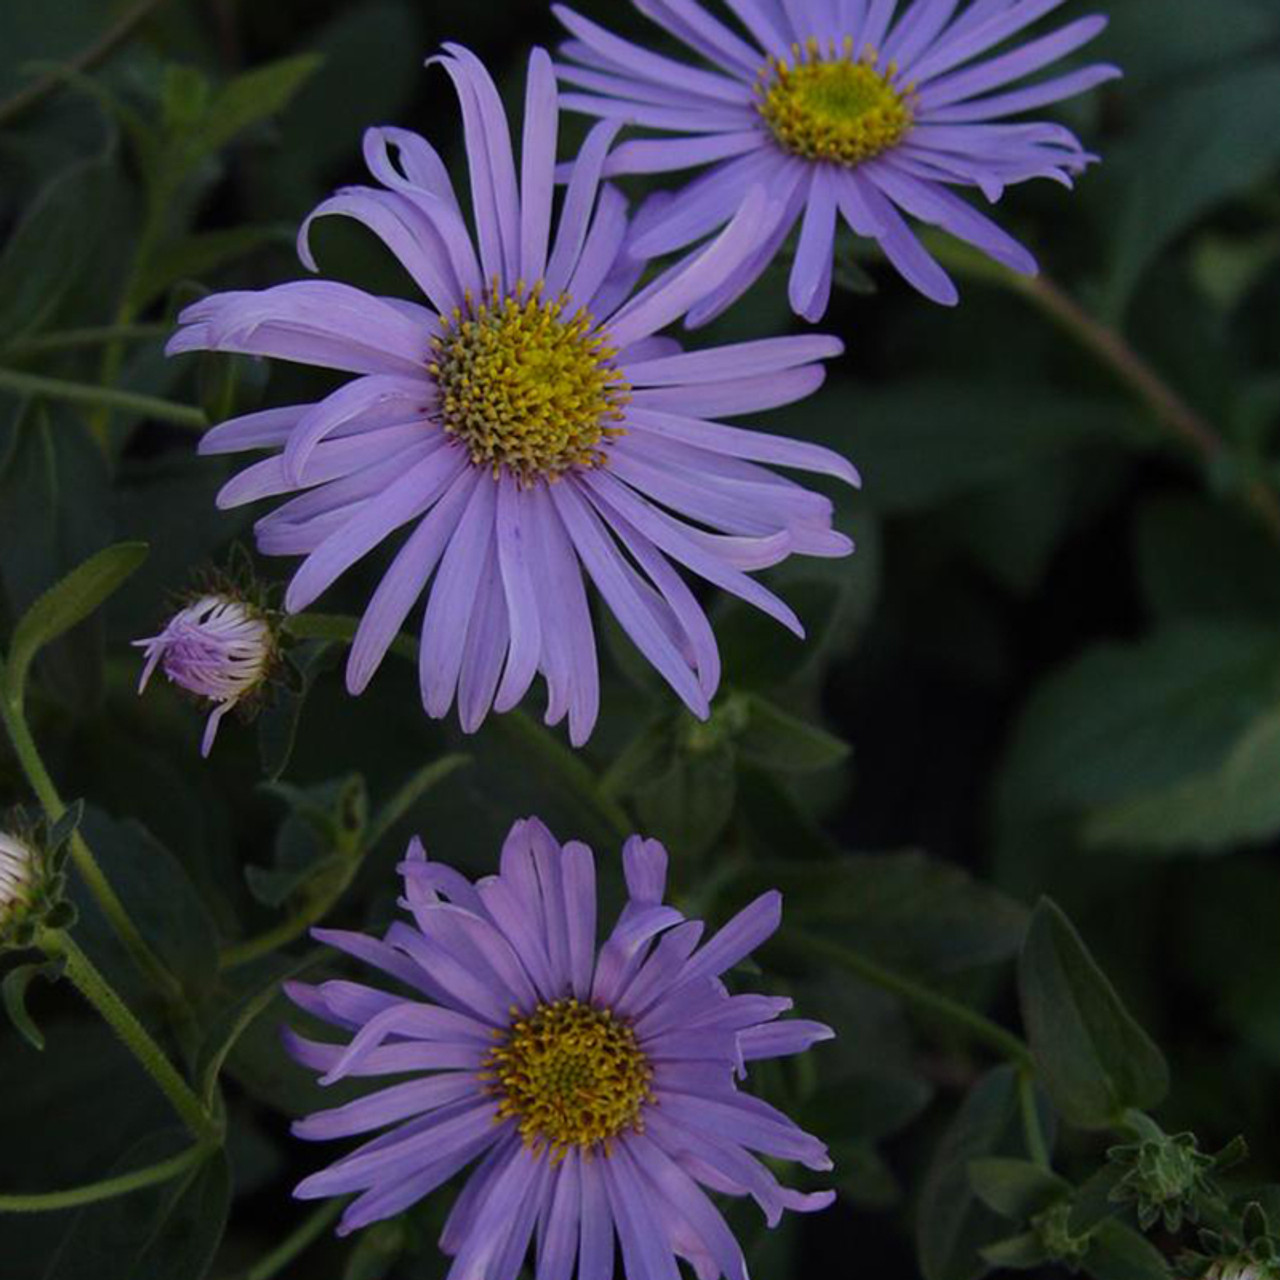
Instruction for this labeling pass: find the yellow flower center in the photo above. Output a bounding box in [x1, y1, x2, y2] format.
[483, 999, 653, 1158]
[429, 282, 630, 484]
[758, 37, 913, 166]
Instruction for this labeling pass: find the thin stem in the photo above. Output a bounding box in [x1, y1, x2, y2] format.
[790, 933, 1034, 1070]
[0, 368, 207, 431]
[219, 896, 348, 973]
[0, 688, 182, 1004]
[42, 930, 220, 1145]
[3, 324, 170, 357]
[1019, 1069, 1051, 1169]
[0, 0, 170, 130]
[0, 1141, 208, 1213]
[227, 1201, 344, 1280]
[498, 710, 633, 844]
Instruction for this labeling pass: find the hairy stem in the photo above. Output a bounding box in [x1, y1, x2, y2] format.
[41, 930, 220, 1144]
[0, 368, 207, 431]
[0, 685, 182, 1004]
[0, 1141, 209, 1213]
[790, 933, 1034, 1070]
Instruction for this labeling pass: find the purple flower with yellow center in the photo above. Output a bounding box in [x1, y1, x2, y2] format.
[286, 819, 835, 1266]
[167, 44, 858, 746]
[135, 594, 276, 756]
[554, 0, 1121, 319]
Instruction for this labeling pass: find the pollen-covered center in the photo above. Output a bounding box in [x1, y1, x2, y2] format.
[430, 283, 630, 484]
[483, 999, 652, 1156]
[758, 37, 913, 166]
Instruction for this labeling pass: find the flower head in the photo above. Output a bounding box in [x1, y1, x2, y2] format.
[168, 44, 859, 745]
[555, 0, 1121, 319]
[286, 818, 836, 1265]
[135, 593, 276, 756]
[0, 832, 36, 930]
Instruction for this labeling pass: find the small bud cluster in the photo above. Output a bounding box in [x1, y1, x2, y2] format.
[0, 814, 75, 951]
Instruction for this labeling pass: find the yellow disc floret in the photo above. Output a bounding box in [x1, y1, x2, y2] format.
[483, 999, 653, 1158]
[758, 37, 914, 167]
[429, 282, 630, 484]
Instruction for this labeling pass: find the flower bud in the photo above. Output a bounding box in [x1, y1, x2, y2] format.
[135, 594, 276, 756]
[0, 832, 35, 928]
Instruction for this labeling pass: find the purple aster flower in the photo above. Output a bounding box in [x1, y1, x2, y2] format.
[135, 593, 276, 756]
[554, 0, 1121, 319]
[167, 45, 858, 746]
[286, 818, 836, 1265]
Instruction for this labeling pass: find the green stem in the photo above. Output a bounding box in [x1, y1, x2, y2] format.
[228, 1201, 344, 1280]
[42, 930, 220, 1145]
[0, 689, 182, 1004]
[791, 934, 1034, 1070]
[498, 710, 633, 844]
[219, 892, 351, 973]
[1019, 1069, 1051, 1169]
[0, 1141, 208, 1213]
[0, 0, 170, 130]
[3, 324, 170, 357]
[0, 368, 206, 431]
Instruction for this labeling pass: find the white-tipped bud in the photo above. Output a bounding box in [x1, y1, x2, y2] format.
[134, 594, 275, 756]
[0, 832, 35, 924]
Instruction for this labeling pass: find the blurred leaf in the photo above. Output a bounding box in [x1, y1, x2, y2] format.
[197, 54, 324, 160]
[1136, 497, 1280, 624]
[47, 1136, 229, 1280]
[366, 754, 472, 850]
[748, 851, 1027, 976]
[1085, 708, 1280, 853]
[969, 1158, 1071, 1220]
[792, 382, 1139, 514]
[999, 623, 1280, 822]
[917, 1067, 1028, 1280]
[134, 224, 290, 310]
[0, 155, 113, 341]
[257, 640, 342, 781]
[3, 541, 147, 706]
[735, 692, 851, 774]
[980, 1233, 1048, 1270]
[1018, 899, 1169, 1130]
[1083, 1218, 1173, 1280]
[1103, 60, 1280, 315]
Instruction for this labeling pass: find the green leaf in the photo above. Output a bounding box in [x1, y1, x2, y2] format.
[969, 1158, 1071, 1221]
[47, 1135, 229, 1280]
[917, 1067, 1031, 1280]
[788, 380, 1141, 514]
[741, 851, 1028, 976]
[1101, 60, 1280, 315]
[2, 962, 55, 1051]
[199, 53, 325, 155]
[197, 953, 321, 1106]
[735, 693, 851, 774]
[0, 157, 112, 342]
[979, 1233, 1049, 1271]
[132, 224, 290, 311]
[1083, 1219, 1173, 1280]
[257, 640, 341, 781]
[1018, 899, 1169, 1130]
[999, 623, 1280, 823]
[366, 754, 472, 851]
[1085, 708, 1280, 854]
[3, 542, 147, 706]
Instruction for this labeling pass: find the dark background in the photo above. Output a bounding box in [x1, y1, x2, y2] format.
[1, 1, 1279, 1277]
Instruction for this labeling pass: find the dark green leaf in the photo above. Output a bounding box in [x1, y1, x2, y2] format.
[1018, 899, 1169, 1130]
[736, 693, 851, 774]
[366, 754, 472, 850]
[917, 1067, 1028, 1280]
[1083, 1219, 1173, 1280]
[3, 541, 147, 706]
[256, 641, 341, 781]
[2, 962, 55, 1051]
[980, 1233, 1049, 1270]
[47, 1136, 229, 1280]
[199, 54, 325, 157]
[969, 1158, 1071, 1220]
